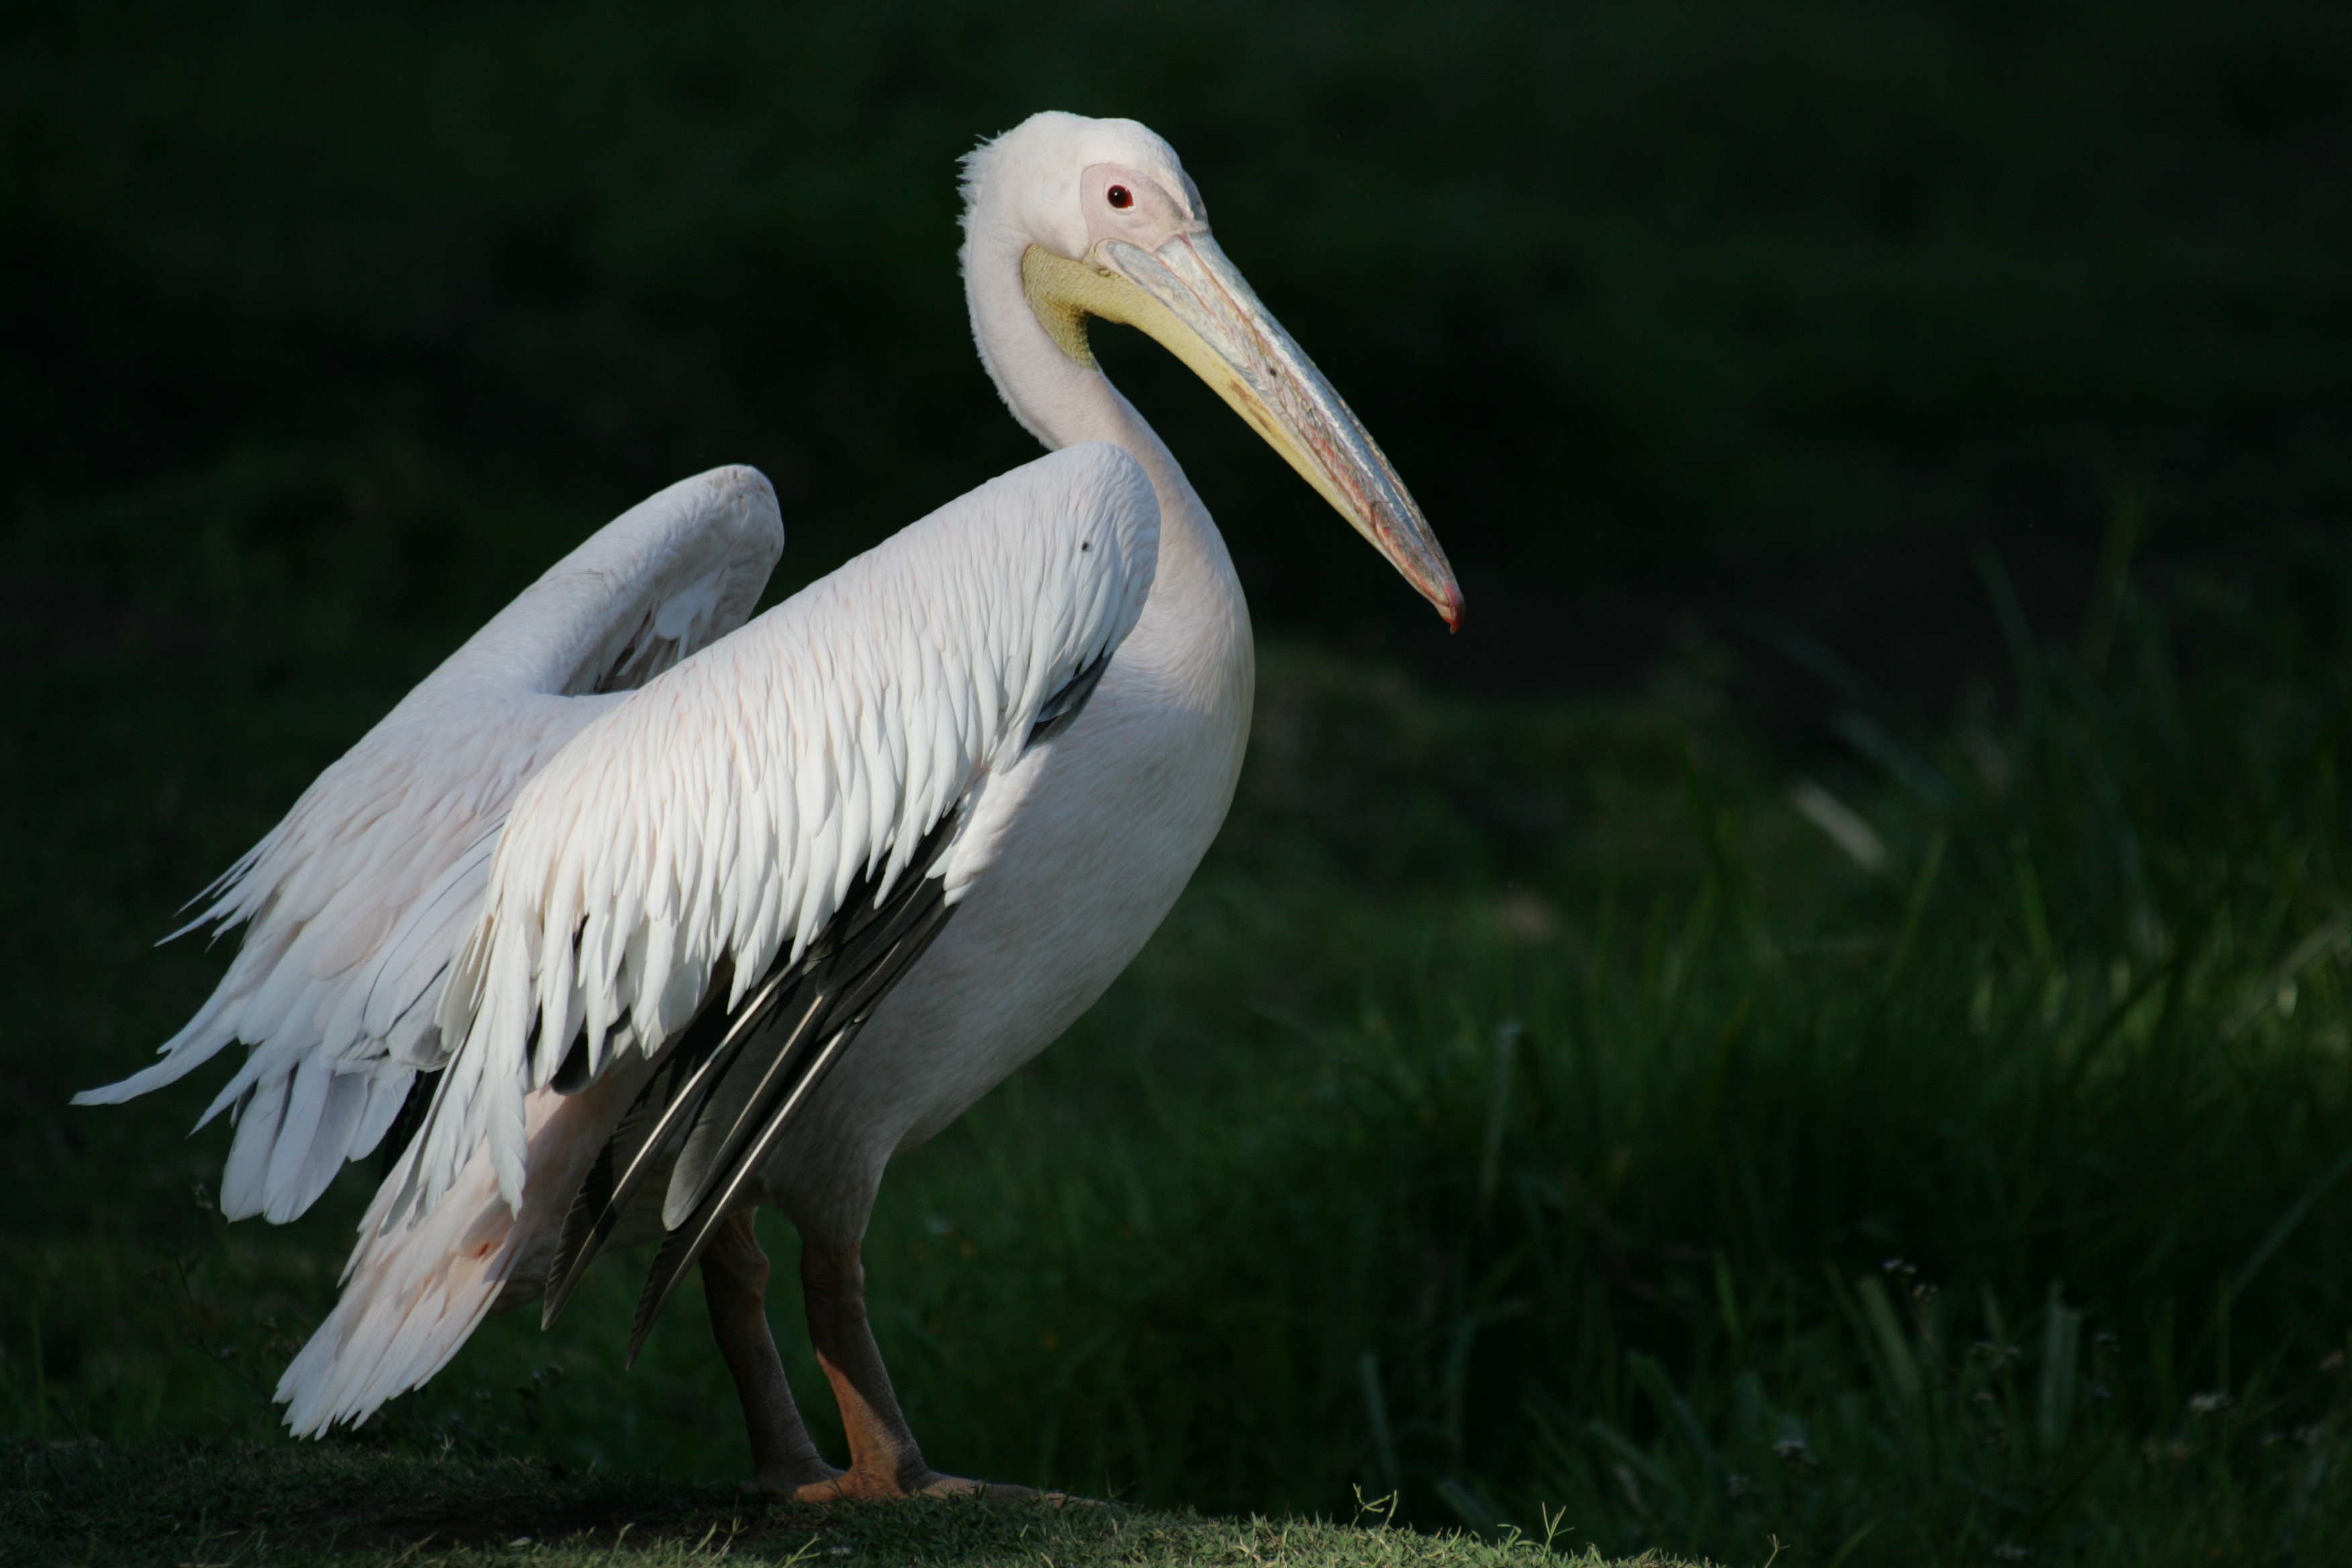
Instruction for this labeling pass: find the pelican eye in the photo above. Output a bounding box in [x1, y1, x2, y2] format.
[1106, 185, 1133, 210]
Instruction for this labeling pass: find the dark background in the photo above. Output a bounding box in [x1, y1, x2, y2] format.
[8, 0, 2345, 734]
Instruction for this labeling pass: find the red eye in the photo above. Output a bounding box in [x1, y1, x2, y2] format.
[1106, 185, 1132, 209]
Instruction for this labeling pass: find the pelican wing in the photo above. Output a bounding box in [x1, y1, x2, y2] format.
[526, 799, 961, 1342]
[391, 443, 1159, 1226]
[75, 467, 786, 1224]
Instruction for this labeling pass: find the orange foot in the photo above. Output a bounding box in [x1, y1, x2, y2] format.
[794, 1467, 1038, 1503]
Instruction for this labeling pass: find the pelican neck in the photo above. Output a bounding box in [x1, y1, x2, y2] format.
[963, 234, 1250, 690]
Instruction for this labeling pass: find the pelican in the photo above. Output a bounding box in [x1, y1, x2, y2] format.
[78, 111, 1459, 1498]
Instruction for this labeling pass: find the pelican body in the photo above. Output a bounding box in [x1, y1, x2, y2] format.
[80, 112, 1459, 1497]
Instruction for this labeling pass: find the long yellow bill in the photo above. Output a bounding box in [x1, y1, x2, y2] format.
[1024, 234, 1464, 630]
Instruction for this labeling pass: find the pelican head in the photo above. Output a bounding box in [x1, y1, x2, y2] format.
[961, 112, 1463, 630]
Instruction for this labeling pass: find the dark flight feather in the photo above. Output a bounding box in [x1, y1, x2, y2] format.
[626, 889, 956, 1361]
[537, 805, 964, 1335]
[1026, 648, 1111, 750]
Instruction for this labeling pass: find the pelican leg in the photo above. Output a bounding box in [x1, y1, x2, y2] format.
[796, 1240, 1029, 1501]
[701, 1209, 841, 1494]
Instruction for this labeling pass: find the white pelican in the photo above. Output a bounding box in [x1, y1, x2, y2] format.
[79, 111, 1459, 1498]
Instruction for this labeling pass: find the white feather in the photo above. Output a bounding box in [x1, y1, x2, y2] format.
[77, 466, 785, 1226]
[400, 443, 1159, 1217]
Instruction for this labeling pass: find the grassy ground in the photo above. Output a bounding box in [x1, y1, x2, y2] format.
[5, 1442, 1663, 1568]
[10, 526, 2352, 1564]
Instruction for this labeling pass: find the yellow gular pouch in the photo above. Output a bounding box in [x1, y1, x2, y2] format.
[1020, 244, 1108, 369]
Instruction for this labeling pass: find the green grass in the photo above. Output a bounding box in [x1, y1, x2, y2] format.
[5, 1442, 1665, 1568]
[11, 526, 2352, 1564]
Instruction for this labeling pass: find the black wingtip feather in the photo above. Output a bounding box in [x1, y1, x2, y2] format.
[1026, 648, 1112, 750]
[627, 890, 957, 1356]
[629, 1221, 700, 1366]
[551, 806, 968, 1355]
[377, 1068, 443, 1184]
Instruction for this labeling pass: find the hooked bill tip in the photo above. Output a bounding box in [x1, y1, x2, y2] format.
[1424, 577, 1466, 632]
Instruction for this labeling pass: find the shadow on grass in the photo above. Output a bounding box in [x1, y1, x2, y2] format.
[1, 1440, 1657, 1568]
[9, 1440, 768, 1562]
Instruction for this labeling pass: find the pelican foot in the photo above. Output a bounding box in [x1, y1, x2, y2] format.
[793, 1469, 1038, 1503]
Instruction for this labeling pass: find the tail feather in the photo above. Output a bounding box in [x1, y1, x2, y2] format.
[277, 1066, 650, 1435]
[277, 1133, 524, 1436]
